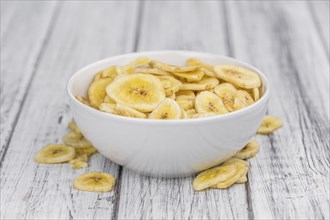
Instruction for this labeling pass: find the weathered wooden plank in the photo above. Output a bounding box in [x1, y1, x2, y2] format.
[309, 0, 330, 56]
[116, 2, 250, 219]
[0, 2, 139, 219]
[225, 1, 329, 219]
[0, 0, 58, 161]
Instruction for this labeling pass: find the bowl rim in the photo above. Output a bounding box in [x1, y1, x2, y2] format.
[67, 50, 270, 125]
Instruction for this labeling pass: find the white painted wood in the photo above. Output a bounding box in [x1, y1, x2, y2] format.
[116, 2, 250, 219]
[0, 2, 139, 219]
[225, 1, 329, 219]
[0, 1, 58, 159]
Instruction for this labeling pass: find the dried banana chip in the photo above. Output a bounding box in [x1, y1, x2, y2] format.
[69, 146, 97, 169]
[73, 172, 115, 192]
[106, 74, 165, 112]
[257, 115, 283, 134]
[214, 83, 237, 112]
[195, 91, 228, 114]
[151, 60, 199, 73]
[76, 95, 92, 107]
[115, 103, 147, 118]
[134, 67, 170, 76]
[104, 95, 116, 104]
[99, 103, 117, 114]
[116, 65, 134, 75]
[234, 140, 260, 160]
[236, 174, 247, 184]
[68, 121, 81, 134]
[233, 90, 254, 110]
[88, 78, 113, 108]
[171, 70, 204, 82]
[180, 107, 188, 119]
[180, 77, 219, 91]
[252, 87, 260, 101]
[175, 90, 195, 101]
[129, 56, 151, 66]
[101, 66, 118, 79]
[187, 58, 216, 77]
[63, 132, 93, 148]
[214, 66, 261, 89]
[176, 99, 194, 111]
[35, 144, 75, 164]
[193, 165, 237, 191]
[158, 76, 182, 96]
[149, 98, 181, 119]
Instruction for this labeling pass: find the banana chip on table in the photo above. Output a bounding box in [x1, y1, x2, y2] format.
[73, 172, 115, 192]
[63, 132, 92, 148]
[234, 140, 260, 160]
[69, 146, 97, 169]
[35, 144, 75, 164]
[257, 115, 283, 134]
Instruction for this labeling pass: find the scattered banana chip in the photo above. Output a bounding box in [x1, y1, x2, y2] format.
[68, 121, 81, 134]
[257, 115, 283, 134]
[35, 144, 75, 164]
[193, 165, 237, 191]
[149, 98, 181, 119]
[195, 91, 228, 114]
[76, 57, 266, 119]
[69, 146, 97, 169]
[88, 78, 113, 108]
[106, 74, 165, 112]
[73, 172, 116, 192]
[63, 132, 93, 148]
[214, 66, 261, 89]
[234, 140, 260, 160]
[236, 174, 247, 184]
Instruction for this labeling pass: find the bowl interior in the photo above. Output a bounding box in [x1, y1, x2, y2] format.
[68, 51, 269, 103]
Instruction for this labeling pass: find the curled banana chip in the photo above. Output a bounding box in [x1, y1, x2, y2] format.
[234, 140, 260, 160]
[193, 165, 237, 191]
[180, 77, 219, 91]
[158, 76, 182, 96]
[149, 98, 181, 119]
[214, 83, 237, 112]
[88, 78, 113, 108]
[106, 74, 165, 112]
[35, 144, 75, 164]
[176, 99, 194, 111]
[115, 103, 147, 118]
[214, 66, 261, 89]
[171, 70, 204, 82]
[257, 115, 283, 134]
[69, 146, 97, 169]
[187, 58, 216, 77]
[73, 172, 116, 192]
[195, 91, 228, 114]
[152, 60, 199, 73]
[63, 132, 92, 148]
[252, 87, 260, 101]
[233, 90, 254, 110]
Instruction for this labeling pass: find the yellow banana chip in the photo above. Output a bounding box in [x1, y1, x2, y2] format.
[73, 172, 116, 192]
[187, 58, 217, 77]
[257, 115, 283, 134]
[129, 56, 151, 66]
[63, 132, 93, 148]
[158, 76, 182, 96]
[149, 98, 181, 119]
[152, 60, 199, 73]
[170, 70, 204, 82]
[115, 103, 147, 118]
[195, 91, 228, 114]
[135, 67, 170, 76]
[234, 140, 260, 160]
[236, 174, 247, 184]
[88, 78, 113, 108]
[233, 90, 255, 110]
[193, 165, 237, 191]
[176, 99, 194, 111]
[180, 77, 219, 91]
[99, 103, 117, 114]
[68, 121, 81, 134]
[214, 83, 237, 112]
[101, 66, 118, 79]
[35, 144, 75, 164]
[76, 95, 92, 107]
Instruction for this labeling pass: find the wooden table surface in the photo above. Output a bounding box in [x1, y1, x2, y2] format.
[1, 1, 329, 219]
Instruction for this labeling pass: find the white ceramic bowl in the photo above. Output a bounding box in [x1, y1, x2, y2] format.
[67, 50, 270, 178]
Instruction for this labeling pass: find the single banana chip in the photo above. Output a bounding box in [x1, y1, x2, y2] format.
[191, 112, 218, 118]
[252, 87, 260, 101]
[73, 172, 116, 192]
[76, 95, 92, 107]
[134, 67, 170, 76]
[68, 121, 81, 134]
[175, 90, 195, 101]
[151, 60, 199, 73]
[234, 140, 260, 160]
[214, 83, 237, 112]
[149, 98, 181, 120]
[257, 115, 283, 134]
[176, 99, 194, 111]
[101, 66, 118, 79]
[106, 74, 165, 112]
[233, 90, 255, 110]
[93, 72, 103, 81]
[236, 174, 247, 184]
[99, 103, 117, 114]
[158, 76, 182, 96]
[35, 144, 75, 164]
[129, 56, 151, 66]
[222, 157, 249, 167]
[63, 132, 93, 148]
[115, 103, 147, 118]
[170, 70, 204, 82]
[88, 78, 113, 108]
[214, 66, 261, 89]
[104, 95, 116, 104]
[180, 77, 219, 91]
[187, 58, 216, 77]
[195, 91, 228, 114]
[193, 165, 237, 191]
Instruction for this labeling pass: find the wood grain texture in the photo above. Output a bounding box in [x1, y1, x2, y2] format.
[225, 1, 329, 219]
[0, 2, 139, 219]
[0, 0, 58, 162]
[116, 2, 250, 219]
